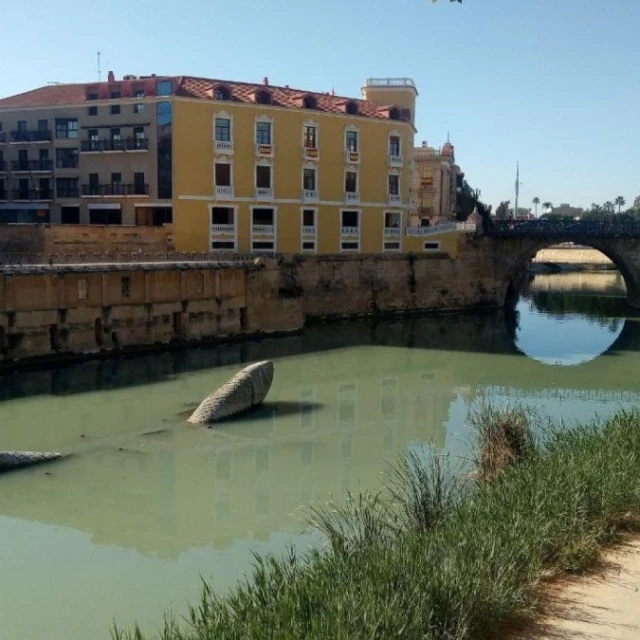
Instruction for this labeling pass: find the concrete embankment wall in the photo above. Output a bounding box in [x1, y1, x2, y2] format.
[0, 236, 500, 365]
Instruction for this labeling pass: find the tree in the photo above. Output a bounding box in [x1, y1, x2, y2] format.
[634, 195, 640, 212]
[495, 200, 510, 220]
[542, 201, 552, 212]
[532, 197, 540, 217]
[615, 195, 626, 213]
[603, 201, 615, 214]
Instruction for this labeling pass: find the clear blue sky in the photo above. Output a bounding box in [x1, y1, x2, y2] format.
[1, 0, 638, 211]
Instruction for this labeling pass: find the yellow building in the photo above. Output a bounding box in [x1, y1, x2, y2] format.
[172, 76, 419, 254]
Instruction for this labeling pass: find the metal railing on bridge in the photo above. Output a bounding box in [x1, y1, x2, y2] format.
[486, 219, 640, 238]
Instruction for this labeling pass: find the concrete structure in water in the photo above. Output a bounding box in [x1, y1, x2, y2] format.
[1, 73, 454, 255]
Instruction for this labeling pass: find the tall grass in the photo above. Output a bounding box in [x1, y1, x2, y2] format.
[113, 407, 640, 640]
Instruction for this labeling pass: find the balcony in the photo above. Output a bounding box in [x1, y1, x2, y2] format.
[302, 189, 318, 202]
[252, 224, 275, 235]
[364, 77, 416, 89]
[344, 191, 359, 204]
[302, 225, 316, 236]
[80, 138, 149, 153]
[56, 158, 80, 169]
[80, 183, 149, 196]
[345, 150, 360, 164]
[255, 187, 273, 200]
[211, 224, 235, 234]
[388, 194, 402, 205]
[384, 227, 401, 237]
[341, 226, 359, 236]
[255, 143, 274, 158]
[214, 139, 233, 154]
[215, 185, 234, 198]
[10, 129, 53, 143]
[11, 159, 53, 172]
[303, 146, 319, 161]
[388, 154, 402, 167]
[11, 189, 52, 201]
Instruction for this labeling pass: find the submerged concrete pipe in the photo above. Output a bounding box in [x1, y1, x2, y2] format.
[188, 360, 275, 425]
[0, 451, 62, 474]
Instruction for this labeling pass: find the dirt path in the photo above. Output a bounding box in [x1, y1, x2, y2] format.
[511, 539, 640, 639]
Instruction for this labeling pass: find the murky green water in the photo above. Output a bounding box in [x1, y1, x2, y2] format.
[0, 270, 638, 639]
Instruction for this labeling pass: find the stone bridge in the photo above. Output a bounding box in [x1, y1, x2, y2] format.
[484, 221, 640, 308]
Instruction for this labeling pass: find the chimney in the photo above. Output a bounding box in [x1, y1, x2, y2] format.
[263, 76, 269, 86]
[107, 70, 115, 83]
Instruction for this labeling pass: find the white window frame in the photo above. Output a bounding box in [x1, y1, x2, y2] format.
[302, 162, 318, 202]
[387, 169, 401, 204]
[388, 130, 402, 166]
[255, 114, 273, 145]
[300, 207, 317, 253]
[213, 111, 234, 154]
[302, 120, 320, 161]
[209, 204, 238, 252]
[344, 166, 359, 203]
[382, 210, 403, 253]
[213, 159, 234, 198]
[423, 240, 441, 252]
[250, 205, 278, 254]
[254, 158, 273, 199]
[340, 208, 361, 254]
[344, 124, 359, 152]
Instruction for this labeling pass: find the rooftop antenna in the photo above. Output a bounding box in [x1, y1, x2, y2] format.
[446, 131, 450, 143]
[97, 51, 101, 82]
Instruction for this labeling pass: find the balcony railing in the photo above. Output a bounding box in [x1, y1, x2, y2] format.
[10, 130, 53, 143]
[414, 147, 442, 159]
[211, 224, 235, 234]
[341, 226, 359, 236]
[302, 189, 318, 202]
[214, 139, 234, 154]
[252, 224, 275, 235]
[406, 222, 475, 237]
[80, 138, 149, 152]
[255, 187, 273, 200]
[11, 189, 52, 200]
[388, 194, 402, 205]
[57, 190, 80, 199]
[56, 158, 80, 169]
[215, 185, 234, 198]
[80, 183, 149, 196]
[302, 225, 316, 236]
[384, 227, 401, 236]
[364, 77, 416, 88]
[388, 154, 402, 167]
[344, 191, 359, 204]
[10, 159, 53, 172]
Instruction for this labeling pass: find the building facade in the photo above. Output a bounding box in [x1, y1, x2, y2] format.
[410, 140, 461, 226]
[0, 74, 470, 255]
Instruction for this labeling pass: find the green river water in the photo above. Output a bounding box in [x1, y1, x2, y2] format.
[0, 270, 637, 639]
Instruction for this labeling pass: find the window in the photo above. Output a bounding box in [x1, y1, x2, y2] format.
[110, 104, 121, 115]
[88, 128, 99, 141]
[252, 208, 274, 225]
[345, 171, 357, 193]
[303, 168, 316, 190]
[121, 277, 131, 298]
[111, 172, 122, 184]
[133, 126, 146, 148]
[38, 148, 49, 170]
[214, 117, 231, 141]
[38, 178, 51, 199]
[384, 241, 401, 251]
[88, 106, 98, 116]
[56, 177, 79, 198]
[215, 163, 231, 186]
[111, 128, 121, 141]
[55, 118, 78, 139]
[212, 240, 236, 250]
[302, 209, 315, 227]
[18, 149, 28, 170]
[388, 107, 401, 120]
[342, 210, 359, 228]
[110, 91, 120, 100]
[133, 172, 146, 195]
[302, 95, 317, 109]
[90, 209, 122, 225]
[389, 135, 401, 157]
[256, 165, 271, 188]
[255, 90, 271, 105]
[133, 88, 145, 98]
[211, 207, 234, 225]
[61, 206, 80, 224]
[214, 85, 231, 100]
[88, 173, 99, 195]
[303, 125, 317, 148]
[156, 80, 172, 96]
[87, 91, 98, 100]
[38, 119, 48, 131]
[388, 174, 399, 195]
[345, 101, 358, 115]
[256, 121, 271, 145]
[0, 178, 4, 199]
[385, 212, 401, 228]
[133, 103, 145, 113]
[17, 120, 27, 132]
[302, 241, 315, 251]
[423, 241, 440, 251]
[17, 178, 29, 199]
[345, 130, 358, 152]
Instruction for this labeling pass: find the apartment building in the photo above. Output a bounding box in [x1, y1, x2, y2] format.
[0, 73, 422, 253]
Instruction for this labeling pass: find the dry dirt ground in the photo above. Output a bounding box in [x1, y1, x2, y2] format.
[510, 539, 640, 640]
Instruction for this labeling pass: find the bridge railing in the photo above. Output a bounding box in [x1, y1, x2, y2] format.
[486, 220, 640, 238]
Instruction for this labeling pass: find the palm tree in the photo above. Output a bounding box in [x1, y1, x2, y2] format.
[603, 201, 615, 214]
[532, 197, 540, 217]
[542, 201, 552, 213]
[615, 195, 626, 213]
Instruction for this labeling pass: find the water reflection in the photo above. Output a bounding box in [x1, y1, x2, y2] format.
[0, 271, 639, 639]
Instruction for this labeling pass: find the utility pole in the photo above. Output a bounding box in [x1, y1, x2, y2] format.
[514, 161, 520, 218]
[97, 51, 101, 82]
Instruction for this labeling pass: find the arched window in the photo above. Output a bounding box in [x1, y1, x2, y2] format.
[214, 85, 231, 100]
[303, 95, 317, 109]
[255, 90, 272, 105]
[345, 101, 358, 116]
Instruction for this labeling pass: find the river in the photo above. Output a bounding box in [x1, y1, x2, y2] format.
[0, 270, 637, 640]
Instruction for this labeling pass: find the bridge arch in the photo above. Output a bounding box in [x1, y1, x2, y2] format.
[500, 238, 640, 309]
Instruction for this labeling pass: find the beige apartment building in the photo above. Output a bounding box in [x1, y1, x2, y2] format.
[410, 140, 461, 226]
[0, 71, 172, 226]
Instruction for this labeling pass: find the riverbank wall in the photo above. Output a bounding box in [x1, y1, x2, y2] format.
[0, 235, 500, 366]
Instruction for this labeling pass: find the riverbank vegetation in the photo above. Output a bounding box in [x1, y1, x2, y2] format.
[113, 407, 640, 640]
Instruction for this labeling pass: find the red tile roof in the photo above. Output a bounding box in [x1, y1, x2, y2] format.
[0, 76, 409, 122]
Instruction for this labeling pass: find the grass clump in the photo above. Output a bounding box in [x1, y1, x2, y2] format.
[112, 407, 640, 640]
